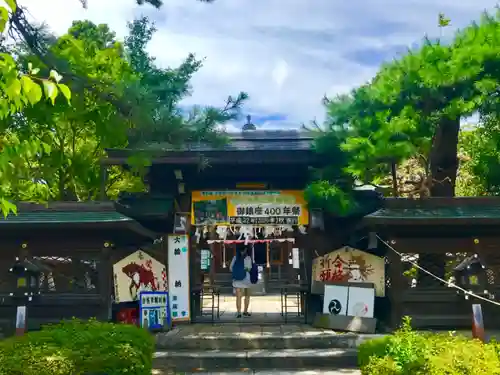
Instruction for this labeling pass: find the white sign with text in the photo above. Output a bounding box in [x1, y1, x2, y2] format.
[167, 234, 191, 322]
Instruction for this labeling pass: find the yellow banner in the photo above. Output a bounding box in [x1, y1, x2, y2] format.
[191, 190, 309, 226]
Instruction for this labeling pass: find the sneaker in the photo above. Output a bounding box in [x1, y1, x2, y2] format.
[236, 313, 242, 318]
[243, 312, 251, 317]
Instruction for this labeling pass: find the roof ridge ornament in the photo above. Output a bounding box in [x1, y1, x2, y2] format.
[242, 115, 256, 131]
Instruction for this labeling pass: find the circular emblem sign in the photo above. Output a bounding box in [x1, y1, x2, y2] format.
[328, 299, 342, 315]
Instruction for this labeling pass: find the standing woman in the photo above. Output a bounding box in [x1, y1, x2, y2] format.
[230, 245, 253, 318]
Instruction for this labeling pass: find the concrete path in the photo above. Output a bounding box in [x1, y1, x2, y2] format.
[201, 295, 302, 323]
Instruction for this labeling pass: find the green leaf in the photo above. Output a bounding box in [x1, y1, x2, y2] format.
[41, 142, 52, 154]
[0, 7, 8, 33]
[5, 79, 22, 98]
[42, 80, 59, 104]
[57, 83, 71, 103]
[4, 0, 16, 12]
[49, 69, 63, 83]
[20, 76, 43, 105]
[0, 198, 17, 218]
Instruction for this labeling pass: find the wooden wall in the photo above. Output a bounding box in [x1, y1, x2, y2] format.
[0, 228, 159, 336]
[386, 233, 500, 330]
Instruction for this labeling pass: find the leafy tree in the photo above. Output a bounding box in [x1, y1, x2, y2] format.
[2, 16, 247, 207]
[123, 17, 247, 150]
[3, 19, 139, 202]
[309, 10, 499, 209]
[79, 0, 215, 9]
[308, 10, 499, 282]
[0, 0, 70, 216]
[457, 116, 500, 196]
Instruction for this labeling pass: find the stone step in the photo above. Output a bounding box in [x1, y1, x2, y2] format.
[153, 348, 358, 372]
[156, 326, 381, 351]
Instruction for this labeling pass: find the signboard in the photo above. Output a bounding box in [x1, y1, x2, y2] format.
[113, 250, 167, 303]
[191, 190, 309, 226]
[292, 248, 300, 269]
[323, 285, 348, 315]
[139, 291, 171, 330]
[347, 286, 375, 318]
[312, 247, 385, 297]
[167, 234, 190, 322]
[200, 249, 211, 271]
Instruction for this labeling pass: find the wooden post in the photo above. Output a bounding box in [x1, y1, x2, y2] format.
[266, 242, 270, 268]
[99, 243, 112, 321]
[15, 244, 30, 335]
[387, 241, 404, 329]
[15, 305, 26, 336]
[472, 304, 485, 342]
[99, 166, 108, 201]
[209, 243, 216, 286]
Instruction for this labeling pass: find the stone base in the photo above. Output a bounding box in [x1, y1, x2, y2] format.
[313, 313, 377, 334]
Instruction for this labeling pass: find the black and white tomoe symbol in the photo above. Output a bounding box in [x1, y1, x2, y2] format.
[328, 299, 342, 315]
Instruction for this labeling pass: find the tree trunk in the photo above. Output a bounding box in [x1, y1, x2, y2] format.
[429, 117, 460, 196]
[417, 116, 460, 286]
[390, 161, 398, 197]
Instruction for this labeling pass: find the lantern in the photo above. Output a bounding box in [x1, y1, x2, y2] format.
[9, 258, 41, 299]
[454, 255, 488, 295]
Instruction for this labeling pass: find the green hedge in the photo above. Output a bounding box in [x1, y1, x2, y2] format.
[358, 317, 500, 375]
[0, 319, 154, 375]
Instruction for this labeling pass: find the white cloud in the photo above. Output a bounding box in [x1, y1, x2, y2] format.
[17, 0, 500, 128]
[272, 59, 289, 89]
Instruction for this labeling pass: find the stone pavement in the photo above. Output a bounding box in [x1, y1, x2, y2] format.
[201, 295, 302, 323]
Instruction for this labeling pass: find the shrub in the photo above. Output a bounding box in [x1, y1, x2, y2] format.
[361, 356, 400, 375]
[358, 316, 500, 375]
[0, 319, 155, 375]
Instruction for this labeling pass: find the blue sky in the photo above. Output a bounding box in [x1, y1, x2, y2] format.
[20, 0, 499, 130]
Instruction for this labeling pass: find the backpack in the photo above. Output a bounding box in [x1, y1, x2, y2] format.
[249, 263, 258, 284]
[232, 256, 246, 281]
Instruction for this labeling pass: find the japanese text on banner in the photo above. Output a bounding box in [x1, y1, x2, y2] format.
[167, 234, 190, 321]
[231, 204, 302, 225]
[191, 190, 309, 226]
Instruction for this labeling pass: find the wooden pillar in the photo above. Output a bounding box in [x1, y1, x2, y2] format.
[16, 243, 30, 335]
[98, 243, 112, 321]
[99, 165, 108, 201]
[285, 240, 294, 284]
[209, 243, 216, 285]
[387, 240, 404, 329]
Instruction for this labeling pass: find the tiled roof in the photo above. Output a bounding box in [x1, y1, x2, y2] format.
[142, 130, 314, 152]
[364, 197, 500, 223]
[0, 211, 132, 224]
[0, 202, 133, 225]
[116, 194, 174, 216]
[365, 206, 500, 220]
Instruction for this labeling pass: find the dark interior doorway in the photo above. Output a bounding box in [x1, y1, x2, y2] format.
[253, 242, 267, 265]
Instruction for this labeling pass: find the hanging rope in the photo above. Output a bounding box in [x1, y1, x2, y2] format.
[377, 235, 500, 307]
